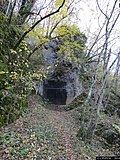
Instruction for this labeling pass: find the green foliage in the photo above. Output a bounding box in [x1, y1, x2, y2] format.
[0, 12, 32, 127]
[54, 24, 87, 63]
[28, 27, 49, 46]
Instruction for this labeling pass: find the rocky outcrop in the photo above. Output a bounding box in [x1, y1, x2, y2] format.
[34, 40, 83, 105]
[95, 122, 120, 146]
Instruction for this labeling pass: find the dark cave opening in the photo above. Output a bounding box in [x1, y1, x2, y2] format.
[43, 80, 67, 105]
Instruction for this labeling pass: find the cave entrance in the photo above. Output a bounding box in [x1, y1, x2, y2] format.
[43, 80, 67, 105]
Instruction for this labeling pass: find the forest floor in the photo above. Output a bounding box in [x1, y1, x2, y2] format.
[0, 95, 119, 160]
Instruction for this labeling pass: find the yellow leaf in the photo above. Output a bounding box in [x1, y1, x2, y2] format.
[47, 65, 51, 69]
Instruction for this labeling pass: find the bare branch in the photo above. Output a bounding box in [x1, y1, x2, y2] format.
[96, 0, 108, 19]
[48, 15, 67, 38]
[8, 0, 17, 24]
[14, 0, 66, 49]
[87, 21, 106, 57]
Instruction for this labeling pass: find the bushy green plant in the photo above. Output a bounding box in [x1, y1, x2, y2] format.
[0, 12, 32, 127]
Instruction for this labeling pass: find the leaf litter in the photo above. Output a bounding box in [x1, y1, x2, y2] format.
[0, 95, 116, 160]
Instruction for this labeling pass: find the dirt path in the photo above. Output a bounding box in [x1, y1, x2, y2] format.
[47, 105, 78, 159]
[0, 95, 89, 160]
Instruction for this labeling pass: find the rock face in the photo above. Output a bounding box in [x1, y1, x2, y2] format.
[64, 67, 82, 104]
[35, 40, 83, 105]
[95, 122, 120, 147]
